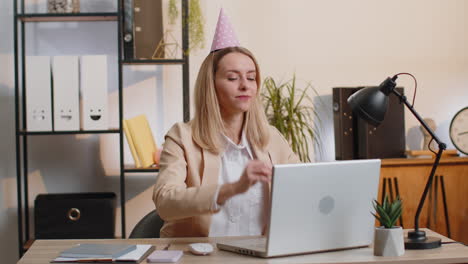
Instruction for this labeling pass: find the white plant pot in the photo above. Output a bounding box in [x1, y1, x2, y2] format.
[373, 226, 405, 257]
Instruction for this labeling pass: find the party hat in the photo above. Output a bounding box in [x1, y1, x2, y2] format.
[210, 8, 240, 52]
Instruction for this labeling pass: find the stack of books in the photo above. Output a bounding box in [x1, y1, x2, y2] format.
[52, 243, 154, 263]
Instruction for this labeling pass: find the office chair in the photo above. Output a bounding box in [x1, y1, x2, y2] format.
[129, 209, 164, 238]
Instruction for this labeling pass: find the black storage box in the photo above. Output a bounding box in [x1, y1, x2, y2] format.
[34, 192, 116, 239]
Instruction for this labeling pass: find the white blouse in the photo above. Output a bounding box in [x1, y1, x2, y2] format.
[208, 132, 266, 237]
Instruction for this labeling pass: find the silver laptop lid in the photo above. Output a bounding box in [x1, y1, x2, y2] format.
[267, 159, 381, 257]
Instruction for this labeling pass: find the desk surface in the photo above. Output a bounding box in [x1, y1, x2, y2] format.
[18, 229, 468, 264]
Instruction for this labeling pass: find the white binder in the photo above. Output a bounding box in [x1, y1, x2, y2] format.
[26, 56, 52, 131]
[80, 55, 108, 130]
[52, 56, 80, 131]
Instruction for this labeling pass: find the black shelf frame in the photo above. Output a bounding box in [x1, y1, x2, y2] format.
[16, 12, 118, 22]
[124, 166, 160, 173]
[122, 59, 185, 65]
[14, 0, 190, 257]
[18, 129, 121, 135]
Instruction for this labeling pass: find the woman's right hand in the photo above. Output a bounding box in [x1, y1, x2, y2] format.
[234, 160, 272, 194]
[216, 160, 272, 206]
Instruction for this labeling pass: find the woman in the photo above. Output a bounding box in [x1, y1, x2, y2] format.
[153, 9, 299, 237]
[152, 46, 300, 238]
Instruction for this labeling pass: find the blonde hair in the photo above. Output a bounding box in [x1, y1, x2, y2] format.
[192, 47, 270, 154]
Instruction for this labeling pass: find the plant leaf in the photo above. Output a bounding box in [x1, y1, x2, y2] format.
[371, 195, 403, 228]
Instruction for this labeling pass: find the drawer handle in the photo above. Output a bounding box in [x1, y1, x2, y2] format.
[67, 208, 81, 221]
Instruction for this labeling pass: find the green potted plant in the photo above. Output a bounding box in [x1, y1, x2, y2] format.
[262, 75, 321, 162]
[372, 195, 405, 256]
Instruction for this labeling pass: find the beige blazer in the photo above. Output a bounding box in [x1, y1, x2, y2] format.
[152, 122, 300, 237]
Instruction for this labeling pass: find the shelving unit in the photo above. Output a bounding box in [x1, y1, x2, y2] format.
[14, 0, 189, 257]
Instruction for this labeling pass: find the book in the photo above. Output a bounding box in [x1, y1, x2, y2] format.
[52, 244, 154, 263]
[59, 244, 136, 259]
[117, 245, 155, 262]
[123, 114, 158, 168]
[133, 0, 164, 59]
[123, 119, 141, 168]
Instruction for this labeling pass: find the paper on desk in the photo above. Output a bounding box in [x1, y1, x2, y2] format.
[117, 245, 154, 261]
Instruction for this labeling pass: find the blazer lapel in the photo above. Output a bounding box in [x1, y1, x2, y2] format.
[201, 148, 220, 186]
[251, 146, 271, 165]
[197, 148, 221, 236]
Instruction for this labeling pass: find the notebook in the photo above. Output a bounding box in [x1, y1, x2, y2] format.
[123, 114, 158, 168]
[52, 244, 154, 263]
[59, 244, 136, 259]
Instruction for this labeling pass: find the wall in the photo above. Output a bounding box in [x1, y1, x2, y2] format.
[1, 0, 467, 262]
[191, 0, 468, 161]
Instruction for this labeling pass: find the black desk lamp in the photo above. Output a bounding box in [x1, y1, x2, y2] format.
[347, 73, 446, 249]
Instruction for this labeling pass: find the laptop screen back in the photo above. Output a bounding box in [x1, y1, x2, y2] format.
[267, 159, 381, 256]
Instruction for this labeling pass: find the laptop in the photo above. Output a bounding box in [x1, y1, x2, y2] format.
[217, 159, 381, 258]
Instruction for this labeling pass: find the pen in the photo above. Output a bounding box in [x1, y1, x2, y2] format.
[163, 244, 171, 250]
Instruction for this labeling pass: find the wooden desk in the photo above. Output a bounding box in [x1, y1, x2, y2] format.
[18, 229, 468, 264]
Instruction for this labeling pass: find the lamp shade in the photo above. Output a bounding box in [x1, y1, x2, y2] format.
[347, 86, 389, 127]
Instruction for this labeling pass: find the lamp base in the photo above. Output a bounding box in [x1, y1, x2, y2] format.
[404, 230, 441, 249]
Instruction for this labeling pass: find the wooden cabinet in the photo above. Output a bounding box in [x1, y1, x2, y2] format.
[379, 157, 468, 244]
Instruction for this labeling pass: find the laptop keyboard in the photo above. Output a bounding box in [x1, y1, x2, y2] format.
[228, 237, 267, 252]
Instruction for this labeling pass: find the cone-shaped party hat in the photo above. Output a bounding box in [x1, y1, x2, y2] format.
[210, 8, 240, 52]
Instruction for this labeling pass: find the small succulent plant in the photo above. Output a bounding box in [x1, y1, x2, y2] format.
[372, 195, 403, 228]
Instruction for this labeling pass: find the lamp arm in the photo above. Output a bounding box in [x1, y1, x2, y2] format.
[413, 147, 444, 231]
[390, 89, 447, 234]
